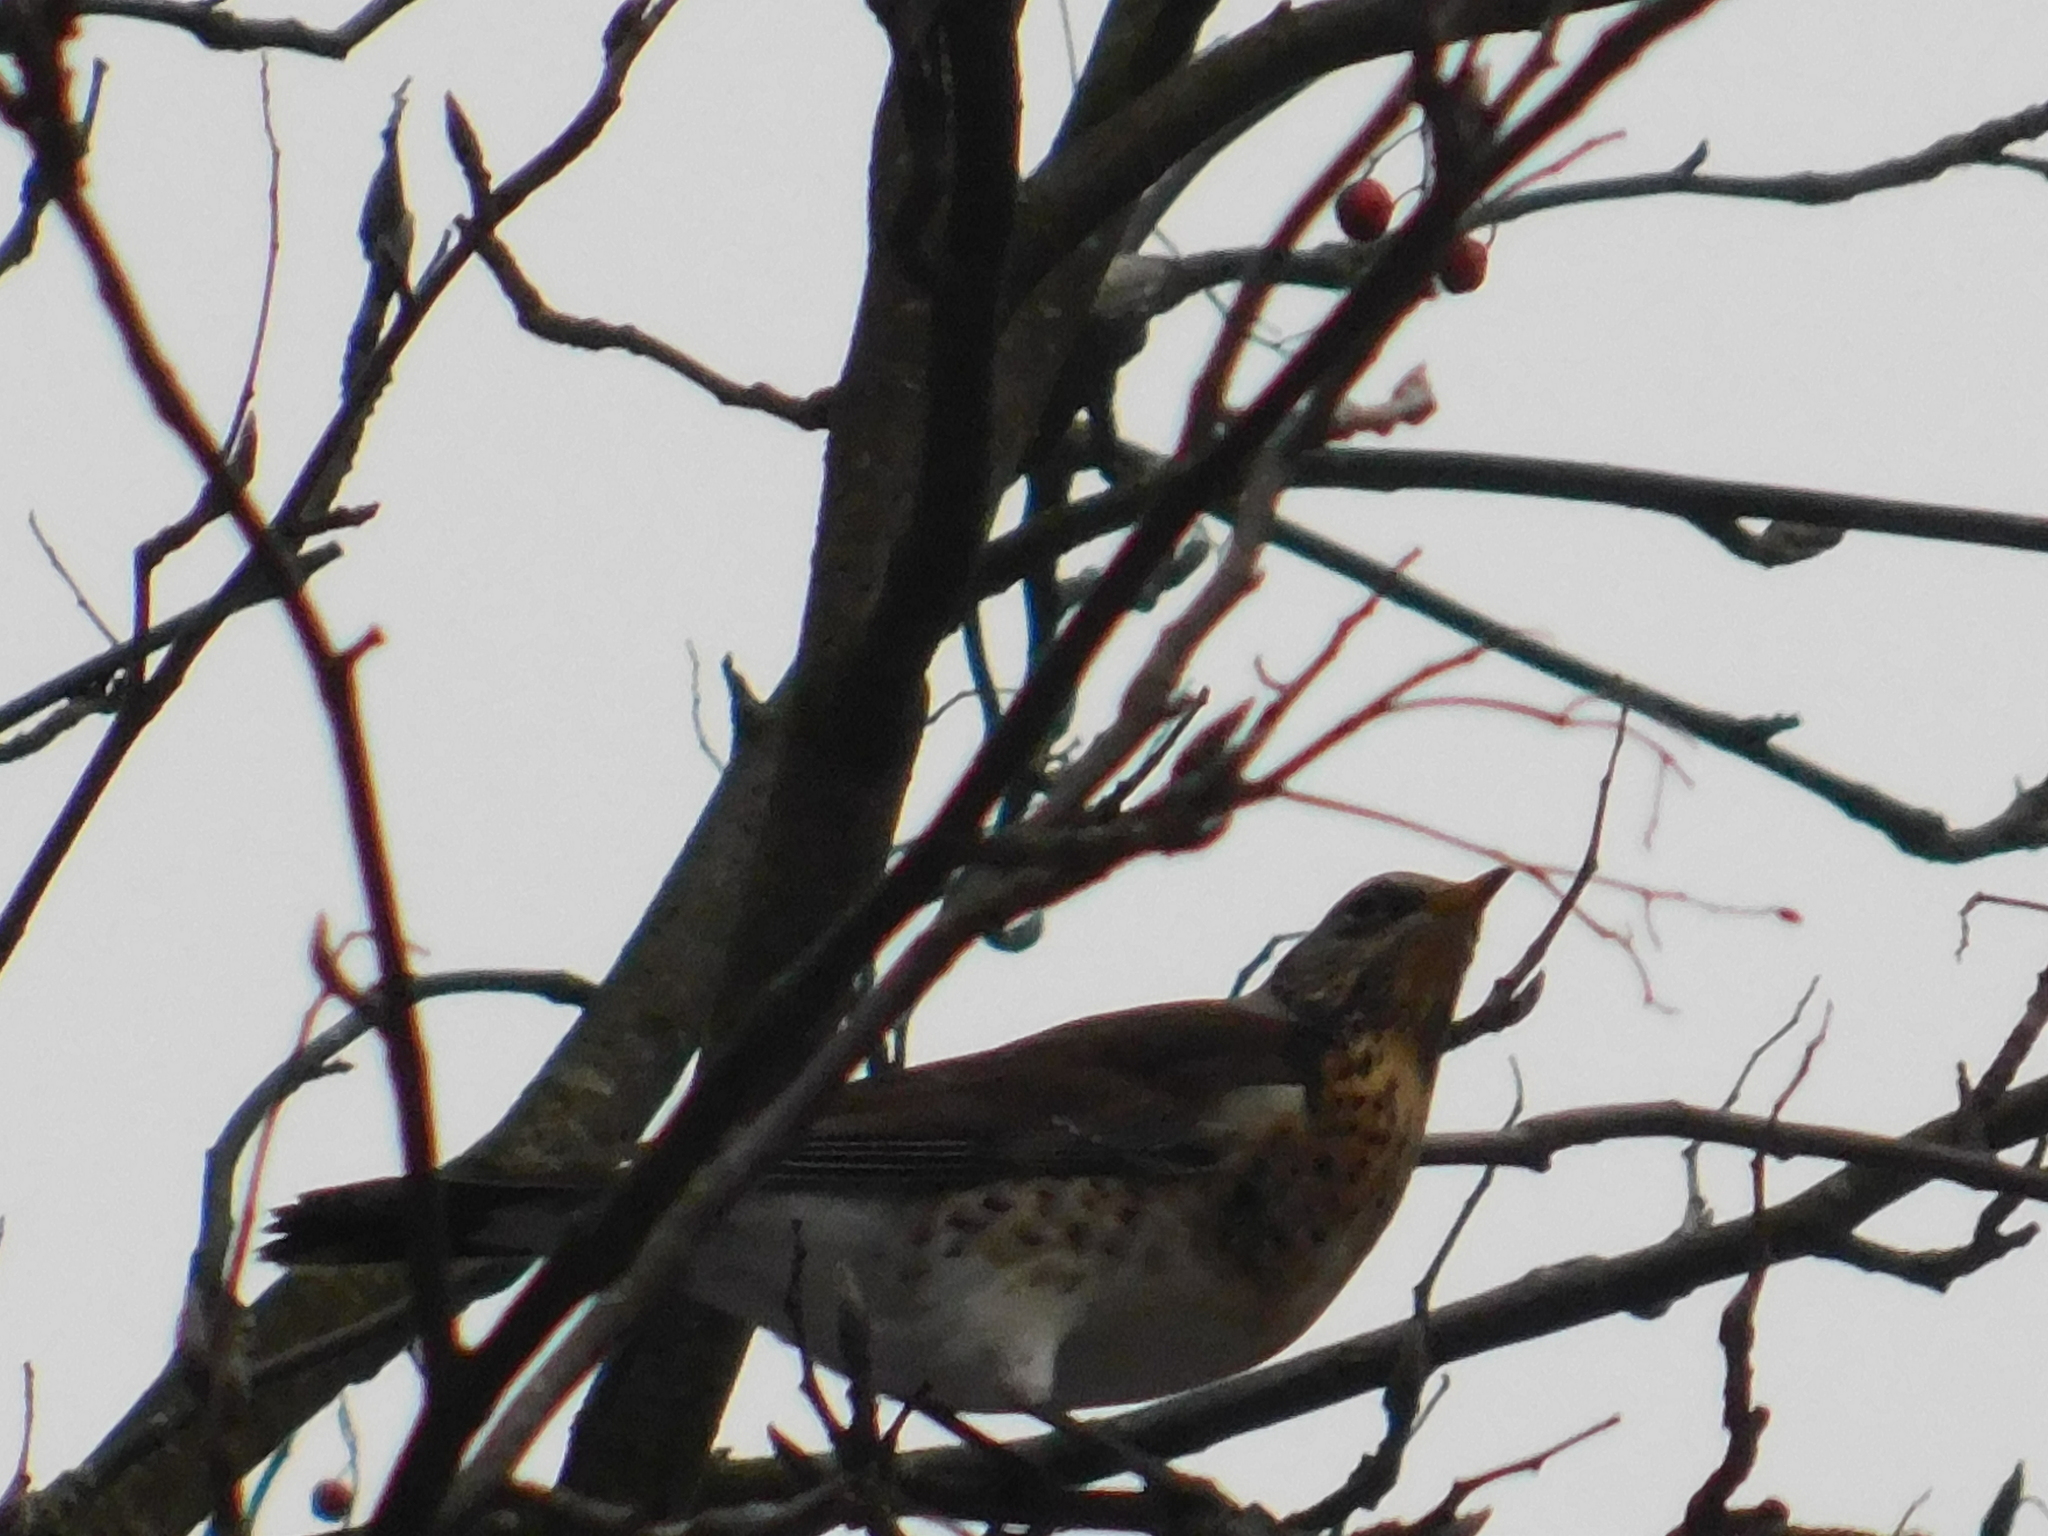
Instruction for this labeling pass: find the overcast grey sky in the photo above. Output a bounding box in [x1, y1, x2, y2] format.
[4, 1, 2048, 1529]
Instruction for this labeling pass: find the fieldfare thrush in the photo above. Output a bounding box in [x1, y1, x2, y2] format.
[264, 867, 1510, 1410]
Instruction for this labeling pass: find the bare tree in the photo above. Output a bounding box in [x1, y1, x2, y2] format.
[3, 1, 2048, 1532]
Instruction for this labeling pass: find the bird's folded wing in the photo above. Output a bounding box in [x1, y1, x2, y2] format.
[764, 1000, 1320, 1192]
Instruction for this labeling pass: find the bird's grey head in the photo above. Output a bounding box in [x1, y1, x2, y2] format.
[1264, 868, 1509, 1041]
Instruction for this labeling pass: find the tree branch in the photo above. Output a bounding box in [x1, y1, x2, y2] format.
[1481, 94, 2048, 226]
[1294, 447, 2048, 558]
[1262, 518, 2048, 862]
[470, 230, 832, 429]
[1421, 1100, 2048, 1202]
[65, 0, 421, 57]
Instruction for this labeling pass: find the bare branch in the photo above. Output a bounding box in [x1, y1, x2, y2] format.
[0, 541, 344, 747]
[1968, 963, 2048, 1115]
[221, 56, 283, 453]
[1295, 448, 2048, 559]
[1264, 517, 2048, 863]
[1956, 891, 2048, 957]
[1481, 95, 2048, 226]
[1420, 1099, 2048, 1203]
[68, 0, 422, 57]
[470, 229, 832, 429]
[1815, 1226, 2037, 1292]
[973, 440, 2048, 862]
[974, 444, 2048, 605]
[25, 514, 117, 647]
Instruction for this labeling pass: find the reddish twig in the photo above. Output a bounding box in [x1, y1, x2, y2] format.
[1256, 648, 1486, 788]
[1957, 892, 2048, 958]
[1678, 1270, 1773, 1536]
[1378, 692, 1693, 848]
[1484, 19, 1562, 127]
[1489, 128, 1626, 204]
[1400, 1414, 1620, 1533]
[1453, 711, 1627, 1044]
[1249, 556, 1418, 697]
[1182, 78, 1417, 446]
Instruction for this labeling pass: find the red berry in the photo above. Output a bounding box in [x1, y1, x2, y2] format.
[310, 1478, 354, 1522]
[1439, 234, 1489, 293]
[1334, 178, 1395, 241]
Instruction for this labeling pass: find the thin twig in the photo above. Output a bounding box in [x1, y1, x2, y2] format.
[24, 513, 117, 645]
[0, 542, 344, 741]
[223, 55, 284, 451]
[1424, 1414, 1621, 1525]
[1957, 892, 2048, 958]
[1449, 712, 1625, 1047]
[1417, 1063, 1526, 1310]
[1481, 95, 2048, 226]
[684, 641, 727, 772]
[1682, 978, 1818, 1228]
[469, 228, 832, 428]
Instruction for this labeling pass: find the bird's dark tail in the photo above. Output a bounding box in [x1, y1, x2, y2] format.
[261, 1175, 608, 1266]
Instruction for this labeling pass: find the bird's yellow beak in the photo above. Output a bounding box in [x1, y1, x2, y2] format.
[1426, 866, 1512, 917]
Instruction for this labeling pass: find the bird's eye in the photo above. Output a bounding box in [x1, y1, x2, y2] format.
[1334, 878, 1426, 932]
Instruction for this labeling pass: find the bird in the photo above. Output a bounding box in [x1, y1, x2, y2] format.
[263, 867, 1509, 1412]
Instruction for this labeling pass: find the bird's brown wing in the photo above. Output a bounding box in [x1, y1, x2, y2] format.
[761, 1000, 1321, 1193]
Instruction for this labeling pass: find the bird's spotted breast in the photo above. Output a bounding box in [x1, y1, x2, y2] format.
[1201, 1032, 1434, 1338]
[892, 1032, 1439, 1385]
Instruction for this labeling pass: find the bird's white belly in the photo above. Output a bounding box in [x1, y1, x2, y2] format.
[683, 1183, 1269, 1411]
